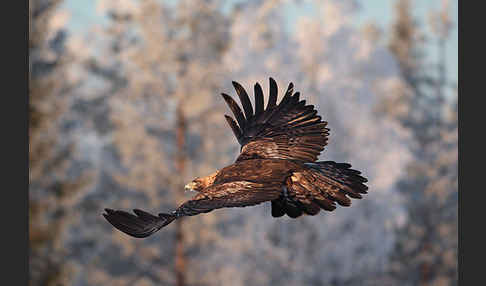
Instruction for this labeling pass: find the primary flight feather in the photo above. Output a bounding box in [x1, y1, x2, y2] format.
[103, 78, 368, 238]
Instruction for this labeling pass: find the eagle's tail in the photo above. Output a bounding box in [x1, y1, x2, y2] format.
[305, 161, 369, 197]
[103, 208, 176, 238]
[271, 161, 368, 218]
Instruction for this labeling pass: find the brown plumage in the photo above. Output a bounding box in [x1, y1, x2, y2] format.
[103, 78, 368, 238]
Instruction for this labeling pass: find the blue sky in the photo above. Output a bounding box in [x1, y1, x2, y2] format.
[62, 0, 458, 85]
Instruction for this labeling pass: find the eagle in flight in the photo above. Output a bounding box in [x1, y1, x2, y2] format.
[103, 78, 368, 238]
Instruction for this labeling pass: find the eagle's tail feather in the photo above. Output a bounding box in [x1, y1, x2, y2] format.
[103, 208, 176, 238]
[307, 161, 368, 197]
[271, 161, 368, 219]
[303, 161, 368, 210]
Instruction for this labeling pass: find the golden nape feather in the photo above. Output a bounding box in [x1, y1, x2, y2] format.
[103, 78, 368, 238]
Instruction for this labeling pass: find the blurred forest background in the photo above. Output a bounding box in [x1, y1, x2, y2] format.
[29, 0, 458, 285]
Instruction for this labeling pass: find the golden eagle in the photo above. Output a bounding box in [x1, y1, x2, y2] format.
[103, 78, 368, 238]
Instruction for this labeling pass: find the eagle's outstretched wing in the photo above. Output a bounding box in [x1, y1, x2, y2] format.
[222, 78, 329, 162]
[103, 181, 282, 238]
[175, 181, 282, 216]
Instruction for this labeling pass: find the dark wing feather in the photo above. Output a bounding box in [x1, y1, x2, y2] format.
[232, 81, 253, 119]
[267, 77, 278, 109]
[103, 208, 175, 238]
[254, 83, 264, 115]
[224, 115, 243, 142]
[222, 78, 329, 162]
[222, 93, 246, 130]
[175, 181, 282, 216]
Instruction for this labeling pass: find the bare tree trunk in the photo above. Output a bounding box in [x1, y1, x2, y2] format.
[175, 104, 186, 286]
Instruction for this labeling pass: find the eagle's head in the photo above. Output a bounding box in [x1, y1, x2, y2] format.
[184, 177, 204, 192]
[184, 172, 218, 192]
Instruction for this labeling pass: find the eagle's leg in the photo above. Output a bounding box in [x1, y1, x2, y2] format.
[282, 185, 289, 198]
[271, 185, 303, 218]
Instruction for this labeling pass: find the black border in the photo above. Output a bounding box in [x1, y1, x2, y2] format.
[458, 0, 473, 284]
[457, 0, 462, 282]
[9, 0, 29, 284]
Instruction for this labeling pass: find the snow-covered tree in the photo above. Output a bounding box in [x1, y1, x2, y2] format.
[382, 1, 458, 285]
[29, 0, 94, 285]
